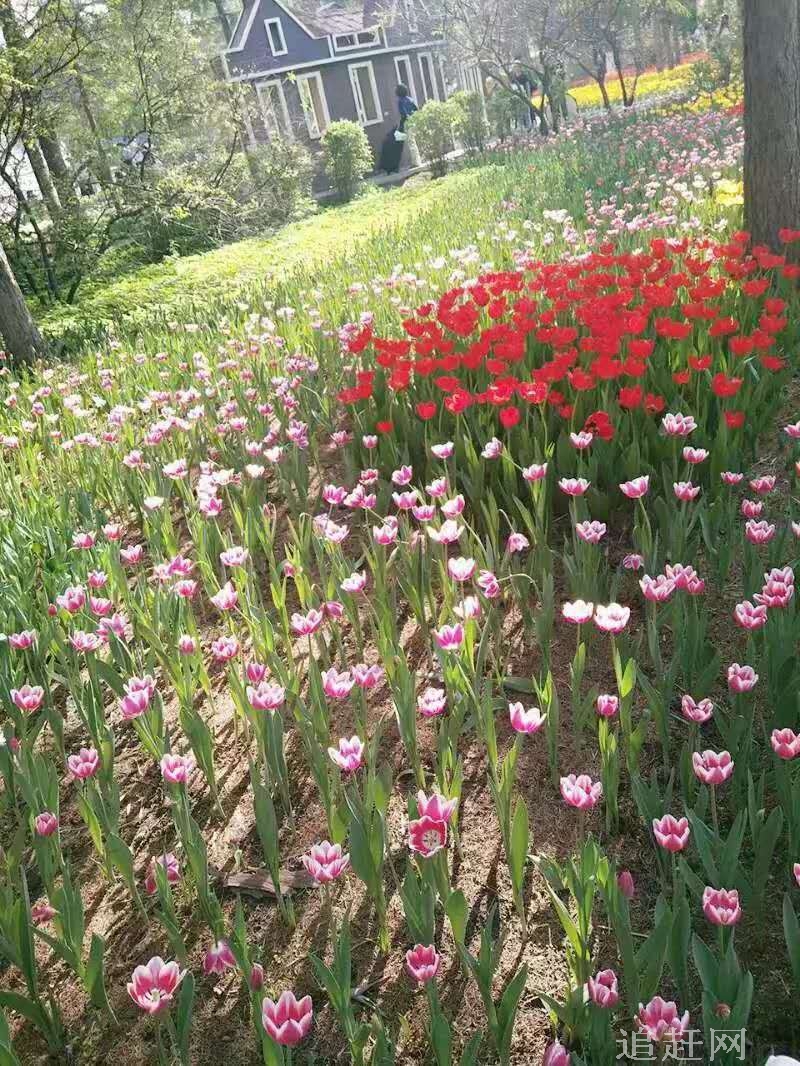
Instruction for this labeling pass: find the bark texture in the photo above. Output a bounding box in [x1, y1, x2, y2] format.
[743, 0, 800, 250]
[0, 240, 45, 367]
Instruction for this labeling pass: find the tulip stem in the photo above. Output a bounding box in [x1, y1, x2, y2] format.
[709, 784, 719, 837]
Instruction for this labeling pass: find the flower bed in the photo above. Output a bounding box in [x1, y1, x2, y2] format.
[1, 103, 800, 1065]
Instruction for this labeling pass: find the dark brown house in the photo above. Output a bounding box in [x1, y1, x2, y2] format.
[221, 0, 478, 161]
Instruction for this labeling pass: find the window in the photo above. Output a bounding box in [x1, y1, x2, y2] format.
[418, 52, 438, 101]
[296, 72, 330, 138]
[264, 18, 287, 56]
[255, 79, 292, 138]
[333, 28, 379, 51]
[349, 61, 381, 125]
[394, 55, 417, 101]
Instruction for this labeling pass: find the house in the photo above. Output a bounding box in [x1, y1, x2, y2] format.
[221, 0, 480, 165]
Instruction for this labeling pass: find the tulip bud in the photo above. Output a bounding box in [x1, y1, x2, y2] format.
[617, 869, 635, 899]
[178, 634, 196, 655]
[47, 603, 57, 617]
[249, 963, 265, 991]
[714, 1002, 731, 1020]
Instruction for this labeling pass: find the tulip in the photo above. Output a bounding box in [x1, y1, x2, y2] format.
[620, 475, 649, 498]
[794, 863, 800, 888]
[727, 663, 758, 693]
[617, 869, 635, 899]
[506, 532, 530, 552]
[11, 684, 44, 713]
[447, 556, 476, 582]
[596, 694, 619, 718]
[433, 624, 464, 651]
[750, 475, 776, 494]
[481, 437, 503, 459]
[67, 747, 100, 780]
[56, 585, 86, 613]
[522, 462, 548, 481]
[771, 728, 800, 760]
[733, 600, 768, 629]
[202, 940, 236, 975]
[247, 681, 285, 711]
[408, 815, 448, 857]
[302, 842, 350, 884]
[262, 992, 313, 1047]
[341, 571, 367, 593]
[353, 663, 384, 688]
[576, 520, 606, 544]
[8, 630, 37, 650]
[31, 901, 57, 925]
[477, 570, 500, 598]
[661, 412, 697, 436]
[560, 774, 602, 810]
[509, 702, 546, 733]
[588, 968, 619, 1008]
[593, 603, 630, 633]
[692, 750, 734, 785]
[744, 519, 776, 544]
[652, 814, 690, 853]
[321, 667, 355, 699]
[622, 553, 645, 570]
[640, 574, 676, 602]
[210, 581, 238, 611]
[416, 791, 458, 823]
[249, 963, 265, 991]
[441, 495, 465, 517]
[35, 811, 59, 837]
[328, 735, 364, 773]
[673, 481, 700, 501]
[144, 853, 181, 895]
[702, 886, 741, 926]
[720, 471, 743, 485]
[405, 943, 440, 983]
[682, 699, 712, 724]
[558, 477, 590, 496]
[417, 687, 447, 718]
[128, 956, 185, 1014]
[542, 1040, 571, 1066]
[637, 995, 690, 1042]
[431, 442, 454, 459]
[562, 599, 594, 624]
[160, 752, 195, 785]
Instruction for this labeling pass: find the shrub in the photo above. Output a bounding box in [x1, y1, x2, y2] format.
[486, 87, 530, 140]
[407, 100, 455, 178]
[449, 90, 490, 154]
[321, 120, 374, 202]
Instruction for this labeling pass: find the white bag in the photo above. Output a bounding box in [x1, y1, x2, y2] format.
[394, 130, 407, 142]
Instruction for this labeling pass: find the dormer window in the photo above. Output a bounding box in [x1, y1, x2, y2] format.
[265, 17, 287, 56]
[333, 28, 379, 51]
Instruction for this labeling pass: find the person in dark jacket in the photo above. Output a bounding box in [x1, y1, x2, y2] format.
[396, 82, 418, 131]
[379, 83, 418, 173]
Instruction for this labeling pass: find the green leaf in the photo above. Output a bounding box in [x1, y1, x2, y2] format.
[175, 971, 195, 1059]
[509, 798, 529, 896]
[783, 893, 800, 994]
[445, 889, 468, 946]
[86, 934, 115, 1017]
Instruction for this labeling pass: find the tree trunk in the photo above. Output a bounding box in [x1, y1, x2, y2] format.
[74, 70, 122, 210]
[39, 133, 69, 181]
[743, 0, 800, 251]
[24, 139, 62, 220]
[0, 240, 45, 367]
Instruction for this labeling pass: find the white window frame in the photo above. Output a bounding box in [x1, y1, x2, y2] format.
[393, 54, 417, 101]
[418, 52, 439, 101]
[255, 78, 292, 139]
[348, 61, 382, 126]
[296, 71, 330, 139]
[264, 18, 287, 57]
[334, 28, 379, 52]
